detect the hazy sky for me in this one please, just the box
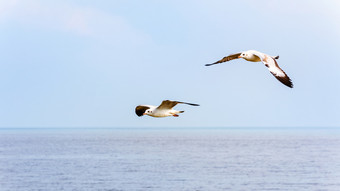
[0,0,339,128]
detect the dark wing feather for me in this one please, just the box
[157,100,200,110]
[205,53,241,66]
[135,105,150,117]
[264,57,293,88]
[177,101,200,106]
[156,100,178,110]
[270,69,293,88]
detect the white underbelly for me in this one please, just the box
[152,110,172,117]
[244,55,261,62]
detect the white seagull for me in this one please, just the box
[135,100,199,118]
[205,50,293,88]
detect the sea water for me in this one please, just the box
[0,128,340,191]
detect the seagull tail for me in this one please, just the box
[274,55,279,59]
[179,111,184,113]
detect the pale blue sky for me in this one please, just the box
[0,0,339,128]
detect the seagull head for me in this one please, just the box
[145,109,153,116]
[135,105,151,117]
[238,52,248,59]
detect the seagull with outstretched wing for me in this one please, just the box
[135,100,199,117]
[206,50,293,88]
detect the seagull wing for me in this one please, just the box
[253,52,293,88]
[157,100,199,110]
[205,53,241,66]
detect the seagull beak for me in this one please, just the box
[238,55,242,58]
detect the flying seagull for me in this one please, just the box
[205,50,293,88]
[135,100,199,117]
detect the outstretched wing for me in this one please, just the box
[268,60,293,88]
[254,53,293,88]
[157,100,199,110]
[205,53,241,66]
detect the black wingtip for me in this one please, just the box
[276,76,293,88]
[285,78,293,88]
[288,82,293,88]
[282,80,293,88]
[178,102,200,106]
[205,63,217,66]
[187,103,200,106]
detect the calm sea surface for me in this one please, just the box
[0,128,340,191]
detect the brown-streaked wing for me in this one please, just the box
[205,53,241,66]
[157,100,199,110]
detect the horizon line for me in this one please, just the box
[0,126,340,130]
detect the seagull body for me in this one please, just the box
[206,50,293,88]
[135,100,199,118]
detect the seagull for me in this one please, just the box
[135,100,199,118]
[205,50,293,88]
